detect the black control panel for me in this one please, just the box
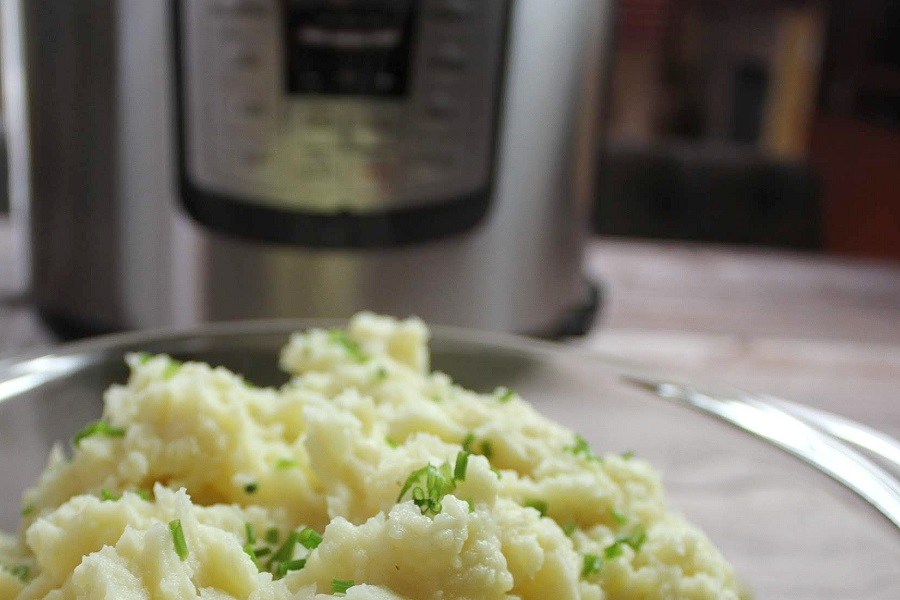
[283,0,418,97]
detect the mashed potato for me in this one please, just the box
[0,313,746,600]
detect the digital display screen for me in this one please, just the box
[282,0,418,97]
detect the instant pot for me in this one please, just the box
[2,0,613,336]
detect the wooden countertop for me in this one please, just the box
[2,220,899,440]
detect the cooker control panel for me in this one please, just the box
[177,0,509,220]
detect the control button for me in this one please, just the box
[209,0,269,17]
[217,144,268,179]
[373,72,397,93]
[227,47,262,71]
[430,0,474,19]
[218,34,268,76]
[223,95,270,124]
[301,126,340,146]
[364,157,400,194]
[408,156,453,186]
[297,71,324,92]
[295,148,333,181]
[425,92,457,117]
[348,124,383,151]
[431,44,467,70]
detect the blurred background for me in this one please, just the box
[1,0,897,259]
[597,0,899,259]
[0,0,897,348]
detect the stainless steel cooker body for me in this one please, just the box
[3,0,612,335]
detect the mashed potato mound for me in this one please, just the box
[0,313,746,600]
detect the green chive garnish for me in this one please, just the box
[162,360,183,379]
[328,329,368,362]
[265,528,280,544]
[275,458,298,470]
[100,488,121,501]
[169,520,189,560]
[565,434,601,462]
[624,525,646,551]
[10,565,30,582]
[453,451,469,482]
[581,553,602,578]
[277,558,307,577]
[524,499,548,517]
[397,462,456,516]
[270,531,299,565]
[331,578,354,594]
[297,527,322,550]
[604,542,623,559]
[494,387,515,402]
[479,440,493,459]
[72,420,126,446]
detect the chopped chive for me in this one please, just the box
[277,558,307,577]
[168,520,189,561]
[243,543,259,568]
[253,547,272,558]
[524,499,548,517]
[479,440,493,459]
[611,508,628,525]
[297,527,322,550]
[385,435,400,448]
[581,553,602,578]
[328,329,368,362]
[331,578,354,594]
[135,488,153,501]
[624,525,647,551]
[100,488,121,501]
[10,565,30,582]
[565,434,601,462]
[603,542,624,559]
[162,360,183,379]
[134,352,153,365]
[20,503,36,517]
[621,450,635,460]
[244,482,258,494]
[72,420,126,446]
[461,431,475,452]
[465,498,475,512]
[275,458,299,470]
[270,531,298,565]
[374,366,388,380]
[453,451,469,482]
[265,528,280,544]
[397,462,457,516]
[494,386,516,402]
[245,522,256,545]
[561,521,578,536]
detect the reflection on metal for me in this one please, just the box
[0,354,96,403]
[622,374,900,531]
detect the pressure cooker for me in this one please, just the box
[2,0,613,336]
